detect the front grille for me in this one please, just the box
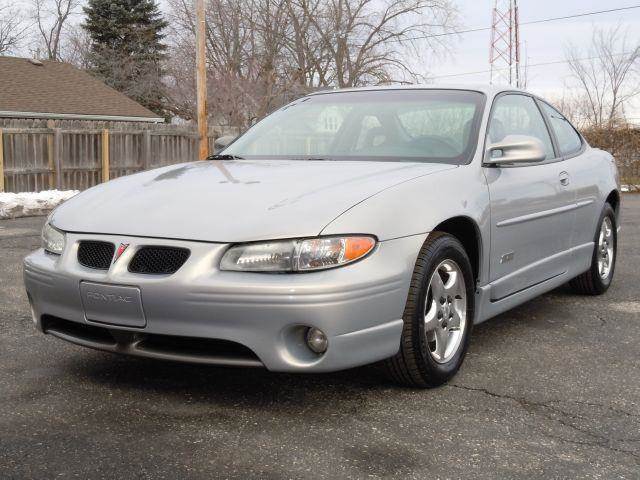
[128,246,190,275]
[77,241,115,269]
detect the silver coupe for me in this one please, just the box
[24,85,620,387]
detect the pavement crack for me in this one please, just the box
[448,383,515,401]
[526,427,640,461]
[448,383,640,462]
[449,384,638,418]
[570,400,639,418]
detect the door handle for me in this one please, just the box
[559,171,570,186]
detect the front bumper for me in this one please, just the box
[24,233,425,372]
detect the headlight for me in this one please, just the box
[220,236,376,272]
[42,222,65,255]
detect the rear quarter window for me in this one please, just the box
[540,102,583,156]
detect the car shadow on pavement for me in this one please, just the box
[64,351,393,409]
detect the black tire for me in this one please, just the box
[569,203,617,295]
[384,232,475,388]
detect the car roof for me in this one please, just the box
[307,84,528,98]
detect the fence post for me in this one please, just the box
[141,129,151,171]
[46,121,55,189]
[53,128,62,190]
[0,128,4,193]
[101,129,110,182]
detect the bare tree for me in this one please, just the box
[166,0,303,126]
[32,0,80,61]
[548,89,590,129]
[59,25,92,68]
[286,0,330,87]
[566,24,640,128]
[164,0,457,127]
[300,0,456,87]
[0,3,28,54]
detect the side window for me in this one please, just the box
[488,94,555,161]
[540,102,583,156]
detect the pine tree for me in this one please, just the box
[83,0,169,117]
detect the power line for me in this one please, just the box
[401,5,640,42]
[522,5,640,26]
[430,51,636,79]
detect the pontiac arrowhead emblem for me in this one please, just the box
[114,243,130,262]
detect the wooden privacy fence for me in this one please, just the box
[0,124,234,193]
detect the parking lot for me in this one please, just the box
[1,195,639,479]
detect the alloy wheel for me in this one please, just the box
[424,259,467,363]
[597,216,615,280]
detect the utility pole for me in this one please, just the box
[195,0,208,160]
[489,0,521,87]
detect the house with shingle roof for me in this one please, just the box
[0,56,163,123]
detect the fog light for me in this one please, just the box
[306,327,328,354]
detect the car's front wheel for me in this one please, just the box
[384,232,474,388]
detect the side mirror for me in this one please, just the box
[485,135,546,166]
[214,135,237,153]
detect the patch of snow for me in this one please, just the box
[0,190,79,219]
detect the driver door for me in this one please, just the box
[484,93,575,301]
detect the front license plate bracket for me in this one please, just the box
[79,281,146,328]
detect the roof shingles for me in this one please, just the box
[0,56,161,121]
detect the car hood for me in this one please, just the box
[51,160,455,242]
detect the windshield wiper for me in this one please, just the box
[207,153,244,160]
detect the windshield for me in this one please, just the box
[224,89,486,164]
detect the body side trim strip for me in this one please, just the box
[496,199,595,227]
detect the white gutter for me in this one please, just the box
[0,110,164,123]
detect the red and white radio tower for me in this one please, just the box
[489,0,521,87]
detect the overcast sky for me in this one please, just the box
[428,0,640,118]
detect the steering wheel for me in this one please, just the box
[409,135,459,156]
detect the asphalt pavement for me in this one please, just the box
[1,196,639,479]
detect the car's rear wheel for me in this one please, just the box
[569,203,617,295]
[384,232,474,388]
